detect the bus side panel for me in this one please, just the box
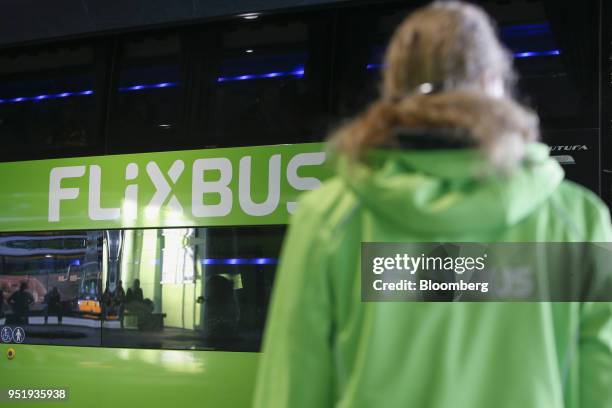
[1,345,259,408]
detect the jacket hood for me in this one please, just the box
[336,143,564,235]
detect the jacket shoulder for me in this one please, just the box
[292,177,358,231]
[548,180,611,241]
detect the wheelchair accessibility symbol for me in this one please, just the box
[12,327,25,343]
[1,326,12,343]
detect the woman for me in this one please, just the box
[254,1,612,408]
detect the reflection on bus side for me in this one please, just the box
[0,226,280,351]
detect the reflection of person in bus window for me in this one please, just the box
[101,287,112,319]
[254,2,612,408]
[44,287,62,325]
[8,282,34,325]
[203,275,240,341]
[114,281,126,329]
[125,279,155,330]
[126,279,144,304]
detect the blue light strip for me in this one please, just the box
[513,49,560,58]
[217,66,305,82]
[118,81,180,92]
[201,257,278,266]
[366,49,561,70]
[0,67,306,104]
[366,63,384,70]
[0,47,560,105]
[0,89,93,104]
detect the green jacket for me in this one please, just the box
[254,143,612,408]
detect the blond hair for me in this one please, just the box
[332,1,539,168]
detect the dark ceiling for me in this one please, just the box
[0,0,351,47]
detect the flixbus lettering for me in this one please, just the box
[0,143,329,232]
[48,150,327,223]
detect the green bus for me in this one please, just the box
[0,0,609,407]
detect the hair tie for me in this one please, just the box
[416,82,443,95]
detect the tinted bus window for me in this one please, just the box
[333,5,413,121]
[488,2,598,130]
[203,18,331,147]
[489,2,599,194]
[0,226,282,351]
[335,1,597,129]
[333,0,599,193]
[107,34,184,154]
[0,45,98,161]
[0,231,103,346]
[99,226,282,352]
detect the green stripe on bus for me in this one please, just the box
[0,143,331,232]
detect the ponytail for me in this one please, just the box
[331,91,539,169]
[332,1,539,169]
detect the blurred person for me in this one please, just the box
[114,280,126,329]
[43,286,62,325]
[133,279,144,302]
[203,275,240,342]
[126,279,144,304]
[101,287,112,320]
[8,281,34,325]
[254,2,612,408]
[126,279,155,331]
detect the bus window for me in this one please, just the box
[201,226,282,349]
[202,17,331,147]
[0,44,98,161]
[333,4,414,121]
[107,34,184,154]
[486,2,598,131]
[0,226,281,351]
[100,226,283,352]
[485,1,599,193]
[0,231,103,346]
[333,0,599,194]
